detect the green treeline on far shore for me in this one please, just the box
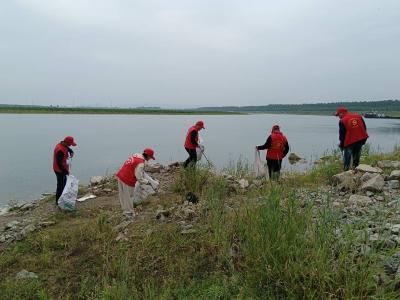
[198,99,400,116]
[1,99,399,115]
[0,104,240,115]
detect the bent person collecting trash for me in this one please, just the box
[183,120,205,168]
[256,125,289,181]
[116,148,159,217]
[335,106,369,171]
[52,136,77,204]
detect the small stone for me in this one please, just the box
[375,195,384,202]
[391,224,400,235]
[252,179,263,187]
[20,224,36,235]
[103,188,112,193]
[14,233,23,241]
[90,176,104,185]
[288,153,302,164]
[156,209,170,219]
[38,221,56,227]
[144,163,162,173]
[5,220,20,230]
[15,270,38,279]
[361,172,375,183]
[181,229,197,234]
[348,195,372,207]
[114,220,132,231]
[378,160,400,169]
[183,208,196,220]
[389,170,400,180]
[356,164,383,174]
[19,202,37,211]
[115,233,128,242]
[373,274,385,285]
[387,199,400,207]
[237,179,249,189]
[366,191,374,197]
[0,235,6,243]
[332,170,357,191]
[361,174,385,192]
[384,252,400,275]
[168,161,180,168]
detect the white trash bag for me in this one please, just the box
[145,173,160,189]
[253,150,267,178]
[133,173,159,205]
[196,136,205,161]
[58,175,79,211]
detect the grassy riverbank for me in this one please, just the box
[0,105,241,115]
[1,150,400,298]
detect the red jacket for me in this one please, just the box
[341,113,369,147]
[116,155,145,187]
[184,126,199,149]
[53,143,70,173]
[267,132,288,160]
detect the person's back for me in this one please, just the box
[336,107,368,170]
[256,125,289,181]
[340,112,369,147]
[267,131,288,160]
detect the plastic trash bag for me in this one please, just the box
[253,150,267,178]
[132,184,156,205]
[145,173,160,189]
[133,173,159,205]
[58,175,79,211]
[196,136,204,161]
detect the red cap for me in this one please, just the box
[271,124,280,132]
[196,121,205,129]
[143,148,155,160]
[335,106,348,116]
[63,136,77,146]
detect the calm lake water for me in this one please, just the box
[0,113,399,206]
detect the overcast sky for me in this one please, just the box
[0,1,399,107]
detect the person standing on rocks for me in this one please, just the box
[116,148,155,217]
[53,136,77,204]
[256,125,289,181]
[335,106,369,171]
[183,121,205,168]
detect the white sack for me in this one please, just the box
[133,173,159,205]
[58,175,79,211]
[253,150,267,178]
[145,173,160,189]
[196,136,204,161]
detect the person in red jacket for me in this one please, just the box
[335,106,369,170]
[256,125,289,181]
[183,121,205,168]
[53,136,77,204]
[116,148,155,216]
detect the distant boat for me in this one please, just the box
[363,111,400,119]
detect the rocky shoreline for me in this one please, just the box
[2,158,400,287]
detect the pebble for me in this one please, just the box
[15,270,38,280]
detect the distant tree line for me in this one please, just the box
[197,100,400,114]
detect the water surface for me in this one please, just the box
[0,114,399,206]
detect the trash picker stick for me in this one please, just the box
[201,150,213,166]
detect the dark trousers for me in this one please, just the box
[267,159,282,181]
[183,148,197,168]
[55,172,67,203]
[343,142,363,171]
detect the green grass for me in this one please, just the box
[1,151,400,298]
